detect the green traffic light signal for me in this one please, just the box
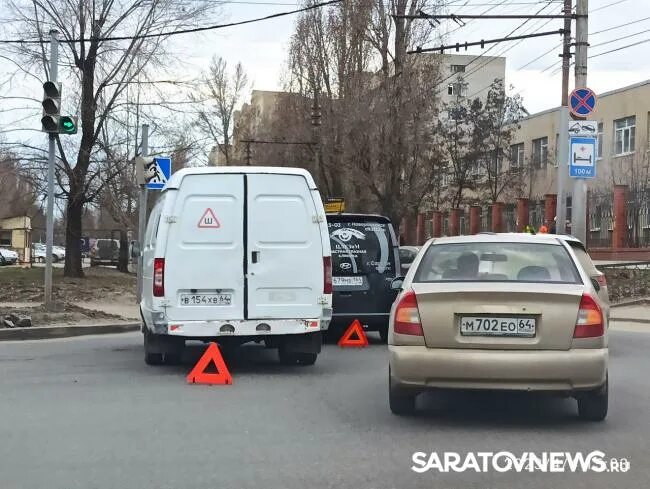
[59,115,78,135]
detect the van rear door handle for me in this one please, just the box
[252,251,260,263]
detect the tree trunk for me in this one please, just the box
[63,195,84,278]
[117,229,129,273]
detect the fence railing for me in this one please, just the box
[596,261,650,303]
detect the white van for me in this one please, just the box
[140,167,332,366]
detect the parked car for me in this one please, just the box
[90,239,120,267]
[0,248,19,265]
[326,213,400,342]
[140,166,332,366]
[388,233,609,421]
[32,243,63,263]
[399,246,421,275]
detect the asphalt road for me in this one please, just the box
[1,330,649,489]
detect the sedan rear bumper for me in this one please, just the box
[389,345,608,393]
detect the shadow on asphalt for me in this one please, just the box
[408,389,583,427]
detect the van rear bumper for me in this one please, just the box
[160,318,325,338]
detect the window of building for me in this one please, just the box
[510,143,525,170]
[597,122,603,159]
[554,133,559,167]
[447,82,467,97]
[614,116,635,155]
[532,137,548,168]
[0,231,11,247]
[451,64,466,73]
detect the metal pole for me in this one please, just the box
[136,124,149,303]
[572,0,589,244]
[555,0,573,234]
[44,30,58,311]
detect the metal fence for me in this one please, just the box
[596,262,650,303]
[627,190,650,248]
[504,203,516,232]
[528,198,545,230]
[588,193,613,248]
[480,205,491,232]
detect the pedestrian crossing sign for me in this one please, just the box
[145,157,171,190]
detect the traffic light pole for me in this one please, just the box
[136,124,149,303]
[44,30,58,311]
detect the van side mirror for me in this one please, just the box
[591,278,601,292]
[391,277,405,290]
[131,241,141,258]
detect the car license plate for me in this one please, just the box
[180,293,232,306]
[333,276,363,286]
[460,316,536,337]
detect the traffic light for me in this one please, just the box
[41,81,61,133]
[59,115,78,135]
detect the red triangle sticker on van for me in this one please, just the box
[198,208,221,228]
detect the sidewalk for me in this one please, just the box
[610,304,650,324]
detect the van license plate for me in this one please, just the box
[333,276,363,286]
[180,294,232,306]
[460,317,536,337]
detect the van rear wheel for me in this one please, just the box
[143,330,163,365]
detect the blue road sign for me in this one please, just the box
[569,87,597,118]
[569,137,596,179]
[145,157,171,190]
[80,236,90,254]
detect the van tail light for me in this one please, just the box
[573,293,604,338]
[393,289,423,336]
[153,258,165,297]
[323,256,332,294]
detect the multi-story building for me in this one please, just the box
[437,53,506,106]
[511,79,650,196]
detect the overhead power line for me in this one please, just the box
[591,16,650,35]
[408,29,564,55]
[395,13,572,20]
[589,37,650,58]
[590,0,630,13]
[590,27,650,48]
[0,0,341,44]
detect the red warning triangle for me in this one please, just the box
[186,342,232,385]
[337,319,369,348]
[198,208,221,228]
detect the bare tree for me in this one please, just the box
[193,56,248,166]
[4,0,221,277]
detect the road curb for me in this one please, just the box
[611,298,650,308]
[0,322,141,341]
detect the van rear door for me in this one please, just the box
[164,173,245,321]
[247,173,324,319]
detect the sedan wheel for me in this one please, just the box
[389,368,416,416]
[577,377,608,422]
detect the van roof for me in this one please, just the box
[165,166,317,190]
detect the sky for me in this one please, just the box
[1,0,650,139]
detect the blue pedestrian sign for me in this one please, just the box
[145,157,171,190]
[569,137,596,179]
[569,87,597,118]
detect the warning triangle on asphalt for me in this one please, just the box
[198,208,221,228]
[337,319,369,348]
[186,342,232,385]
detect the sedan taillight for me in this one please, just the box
[573,293,604,338]
[393,289,423,336]
[153,258,165,297]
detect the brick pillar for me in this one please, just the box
[613,185,628,249]
[491,202,505,233]
[516,198,529,232]
[544,193,557,229]
[469,205,481,235]
[449,208,461,236]
[432,211,442,238]
[416,213,425,245]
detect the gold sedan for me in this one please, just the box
[388,234,608,421]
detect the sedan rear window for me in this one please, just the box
[414,242,582,284]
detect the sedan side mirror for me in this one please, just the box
[591,278,601,292]
[130,241,141,258]
[391,277,405,290]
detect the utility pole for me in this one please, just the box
[136,124,149,303]
[44,30,58,311]
[572,0,589,243]
[555,0,573,235]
